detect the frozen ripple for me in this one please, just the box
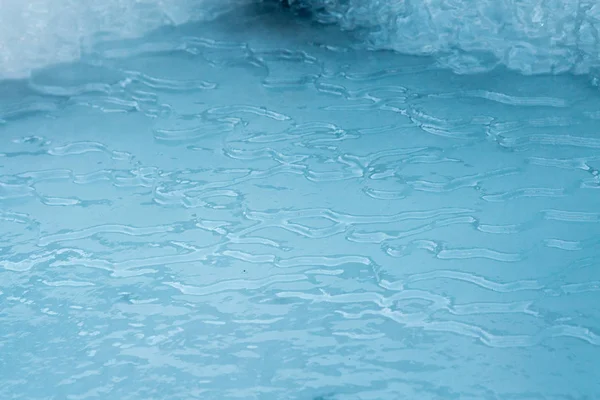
[1,4,600,400]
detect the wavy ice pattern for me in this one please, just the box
[2,0,600,79]
[1,3,600,398]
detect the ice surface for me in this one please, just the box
[1,0,600,80]
[0,0,250,80]
[297,0,600,75]
[1,3,600,398]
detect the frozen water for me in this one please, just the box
[2,0,600,79]
[1,2,600,399]
[299,0,600,75]
[0,0,250,80]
